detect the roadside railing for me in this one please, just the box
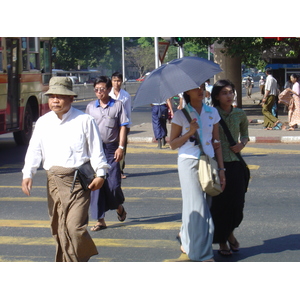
[73,82,141,101]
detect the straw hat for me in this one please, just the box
[45,77,77,96]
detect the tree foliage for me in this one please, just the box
[187,37,300,69]
[51,37,300,77]
[125,45,155,78]
[52,37,122,72]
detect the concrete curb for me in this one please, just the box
[128,135,300,144]
[128,136,153,143]
[249,136,300,143]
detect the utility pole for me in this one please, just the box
[122,37,125,80]
[154,37,160,68]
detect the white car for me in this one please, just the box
[67,76,79,84]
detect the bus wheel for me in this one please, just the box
[13,104,34,145]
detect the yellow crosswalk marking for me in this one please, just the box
[125,164,177,168]
[0,186,182,190]
[0,219,181,230]
[0,236,177,249]
[0,197,182,202]
[0,197,47,202]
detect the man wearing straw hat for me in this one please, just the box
[21,77,110,262]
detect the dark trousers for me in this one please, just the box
[210,161,246,244]
[151,104,168,140]
[90,142,125,220]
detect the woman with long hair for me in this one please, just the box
[210,79,249,256]
[169,83,225,261]
[284,73,300,131]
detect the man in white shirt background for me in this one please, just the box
[109,72,131,178]
[21,77,109,262]
[261,68,282,130]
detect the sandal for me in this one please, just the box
[272,121,282,130]
[228,239,240,252]
[90,224,107,231]
[176,234,186,254]
[117,206,127,222]
[218,249,232,256]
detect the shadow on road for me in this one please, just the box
[215,234,300,262]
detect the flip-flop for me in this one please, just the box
[117,206,127,222]
[90,224,107,231]
[272,122,282,130]
[176,234,186,254]
[218,249,232,256]
[228,239,240,252]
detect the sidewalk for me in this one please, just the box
[128,92,300,144]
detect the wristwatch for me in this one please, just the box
[99,175,106,180]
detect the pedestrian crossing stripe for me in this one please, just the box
[0,186,182,190]
[0,236,178,248]
[0,197,182,202]
[0,220,181,230]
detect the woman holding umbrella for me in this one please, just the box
[169,83,226,262]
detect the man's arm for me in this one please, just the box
[114,125,126,162]
[22,178,32,196]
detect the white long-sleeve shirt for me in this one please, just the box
[22,106,110,179]
[109,88,131,128]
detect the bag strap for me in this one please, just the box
[182,107,204,154]
[219,117,247,167]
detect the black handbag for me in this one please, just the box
[70,161,95,193]
[219,117,250,192]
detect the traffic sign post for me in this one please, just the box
[158,41,169,63]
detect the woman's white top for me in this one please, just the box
[172,103,220,159]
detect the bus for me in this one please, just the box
[0,37,52,145]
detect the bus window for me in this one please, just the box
[0,52,2,71]
[29,37,39,70]
[21,37,28,70]
[0,38,2,71]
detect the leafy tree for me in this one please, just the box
[125,45,155,78]
[187,37,300,70]
[52,37,122,72]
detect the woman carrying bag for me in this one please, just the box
[169,83,225,262]
[283,74,300,131]
[210,79,249,257]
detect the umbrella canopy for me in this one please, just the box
[133,56,222,108]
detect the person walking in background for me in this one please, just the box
[261,68,282,130]
[244,76,252,99]
[284,73,300,131]
[169,83,225,262]
[205,79,213,106]
[210,79,249,257]
[109,72,131,179]
[176,93,185,110]
[151,98,173,148]
[86,76,129,231]
[21,77,109,262]
[259,76,265,98]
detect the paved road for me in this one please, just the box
[1,138,300,262]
